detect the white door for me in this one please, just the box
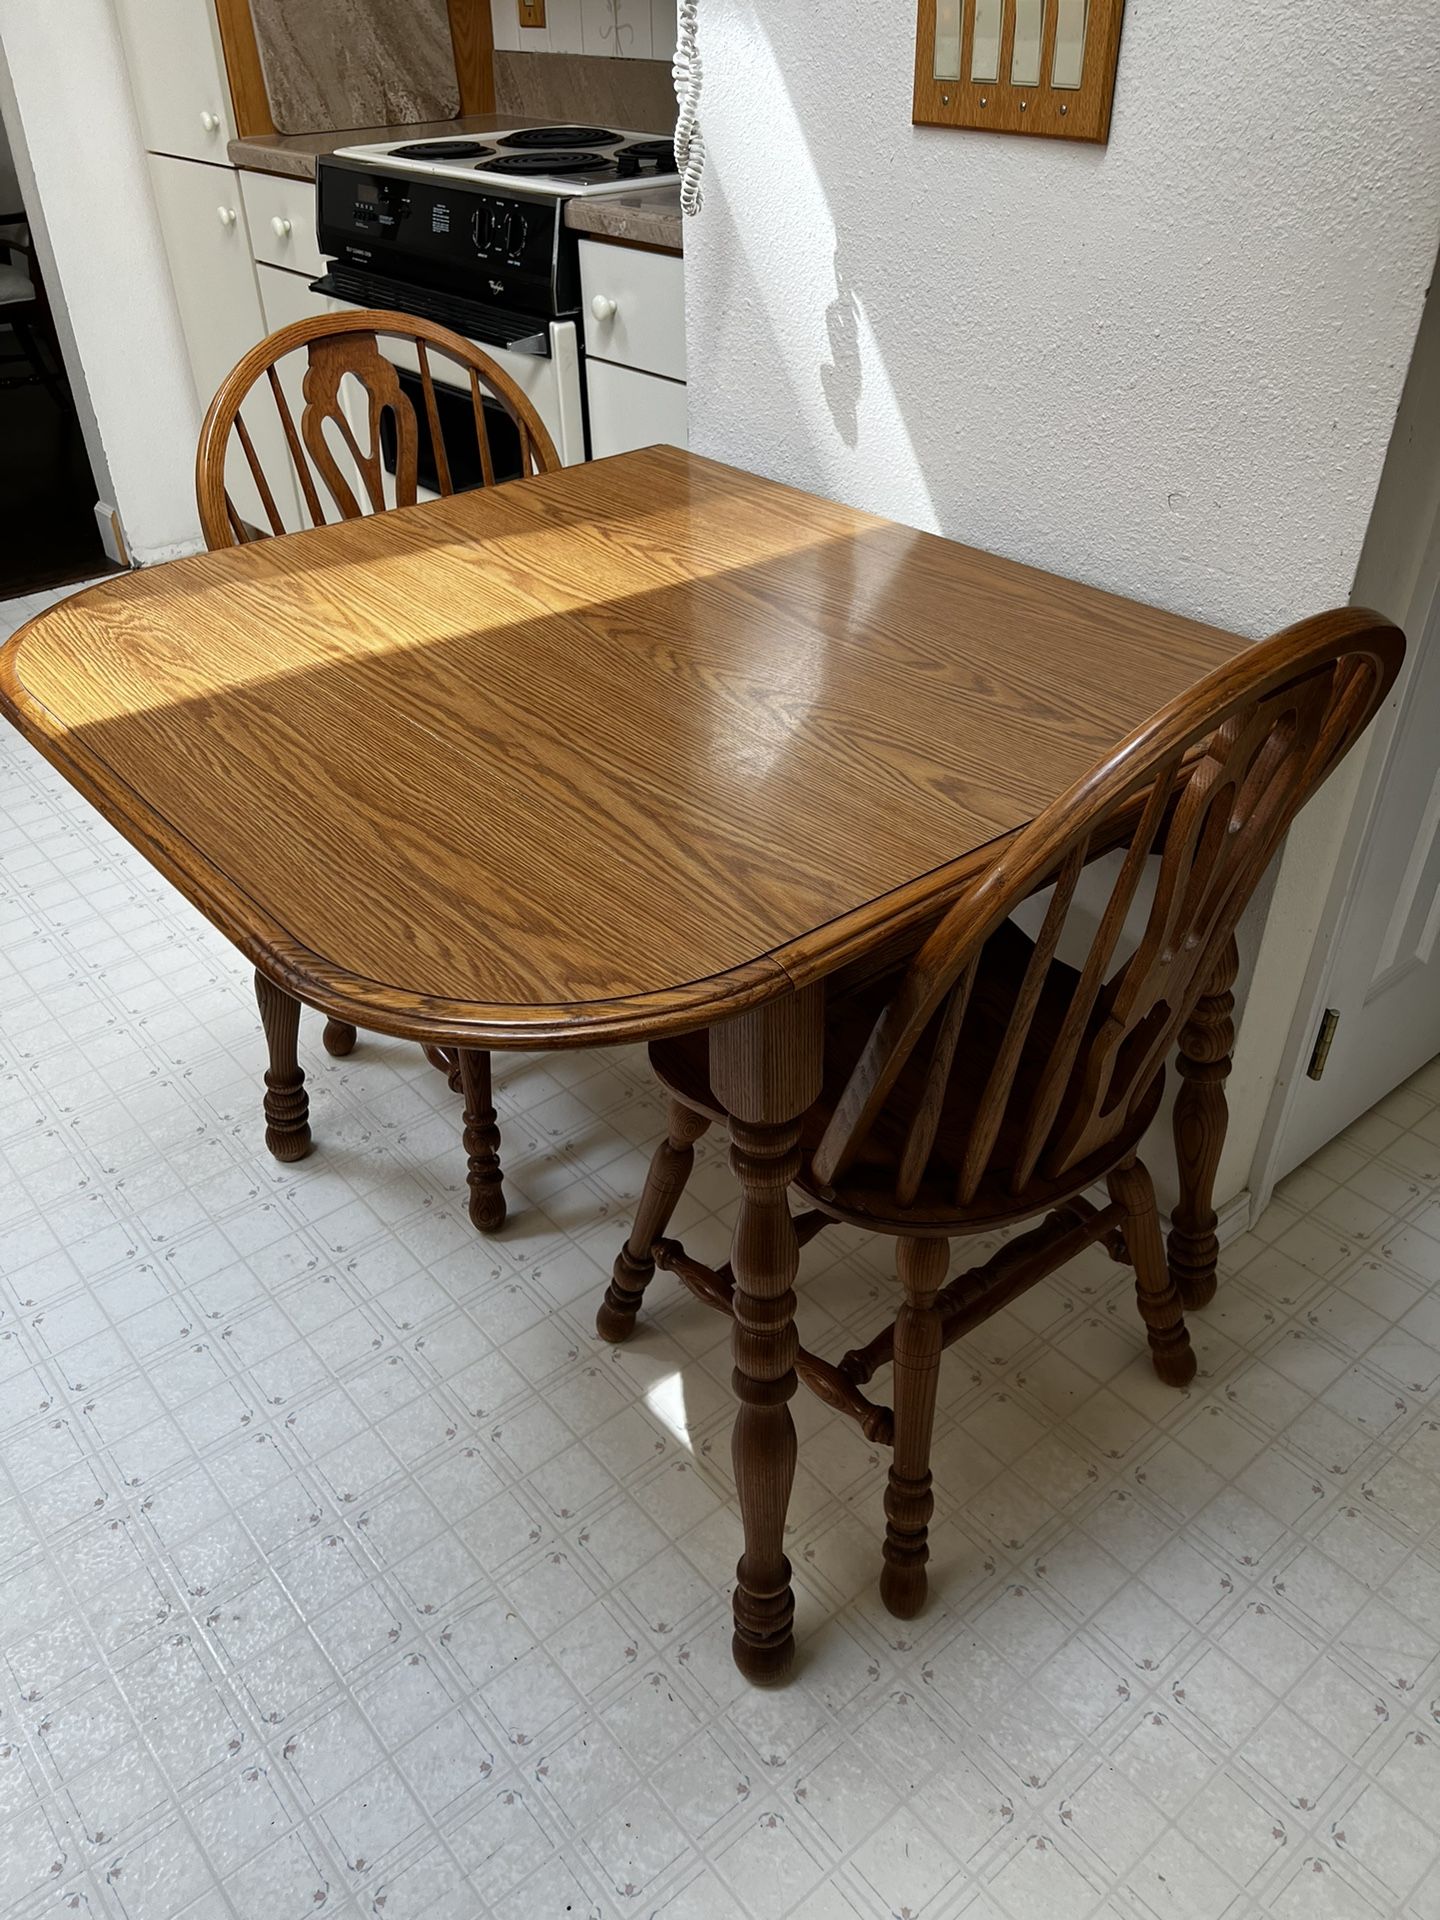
[113,0,235,164]
[147,155,298,533]
[1272,508,1440,1174]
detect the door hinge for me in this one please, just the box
[1307,1008,1341,1081]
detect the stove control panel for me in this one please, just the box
[473,203,533,265]
[316,158,576,318]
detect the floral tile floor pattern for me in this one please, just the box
[2,585,1439,1920]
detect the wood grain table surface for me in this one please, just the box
[0,447,1246,1050]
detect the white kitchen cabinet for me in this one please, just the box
[579,238,687,383]
[114,0,236,165]
[579,234,687,459]
[146,154,297,531]
[586,358,688,460]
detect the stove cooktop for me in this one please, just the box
[333,126,679,198]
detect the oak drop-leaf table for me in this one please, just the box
[0,447,1246,1683]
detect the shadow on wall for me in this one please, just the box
[822,246,863,449]
[688,6,1439,645]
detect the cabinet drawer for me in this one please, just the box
[586,360,688,461]
[241,171,323,279]
[579,239,686,383]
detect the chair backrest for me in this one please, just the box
[195,308,562,551]
[813,609,1406,1208]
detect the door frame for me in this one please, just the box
[1250,494,1440,1209]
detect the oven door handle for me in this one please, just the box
[479,326,550,357]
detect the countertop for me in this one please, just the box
[228,122,684,252]
[564,188,683,253]
[229,114,535,181]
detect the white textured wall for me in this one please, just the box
[0,0,202,565]
[686,3,1440,638]
[491,0,677,62]
[0,108,17,212]
[685,1,1440,1208]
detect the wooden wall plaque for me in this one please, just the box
[913,0,1126,145]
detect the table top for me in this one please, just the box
[0,448,1245,1048]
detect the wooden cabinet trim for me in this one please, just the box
[213,0,276,139]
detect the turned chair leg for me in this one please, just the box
[597,1101,712,1344]
[1169,934,1239,1311]
[880,1237,947,1619]
[1109,1155,1196,1387]
[456,1048,506,1232]
[322,1019,358,1058]
[254,970,312,1163]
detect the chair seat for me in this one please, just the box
[0,261,35,308]
[650,918,1163,1234]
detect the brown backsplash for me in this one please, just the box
[494,51,677,134]
[248,0,460,133]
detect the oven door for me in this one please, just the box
[311,273,587,473]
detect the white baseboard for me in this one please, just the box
[93,501,128,567]
[131,536,207,566]
[1156,1187,1253,1248]
[1214,1188,1254,1248]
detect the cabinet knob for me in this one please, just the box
[590,294,618,322]
[271,216,293,239]
[217,205,238,228]
[200,109,220,133]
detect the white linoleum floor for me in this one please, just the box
[3,583,1440,1920]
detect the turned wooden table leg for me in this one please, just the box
[322,1018,358,1057]
[597,1100,711,1344]
[1168,934,1239,1311]
[456,1047,506,1232]
[254,970,312,1162]
[710,986,823,1687]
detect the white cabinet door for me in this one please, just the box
[147,154,297,533]
[579,239,687,382]
[586,359,688,460]
[115,0,235,164]
[147,154,265,407]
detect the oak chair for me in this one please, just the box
[599,611,1404,1625]
[197,309,562,1231]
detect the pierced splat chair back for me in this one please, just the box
[812,611,1405,1217]
[195,308,561,549]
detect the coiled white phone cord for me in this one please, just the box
[673,0,705,216]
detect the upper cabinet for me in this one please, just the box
[114,0,236,163]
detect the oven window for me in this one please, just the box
[380,365,525,494]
